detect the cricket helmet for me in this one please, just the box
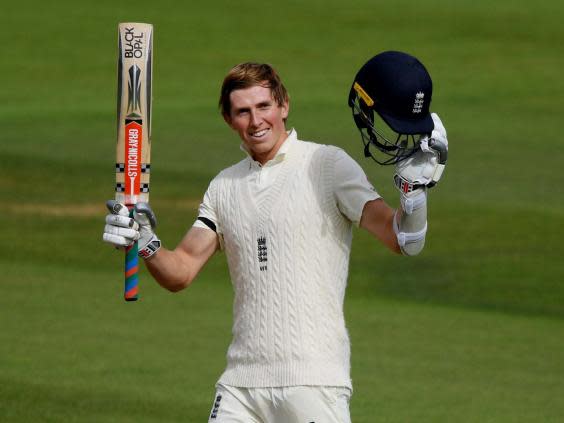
[348,51,433,165]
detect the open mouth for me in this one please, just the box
[249,128,270,139]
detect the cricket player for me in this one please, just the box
[103,51,448,422]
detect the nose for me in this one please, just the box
[250,110,262,127]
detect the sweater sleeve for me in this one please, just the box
[333,148,381,226]
[193,176,225,249]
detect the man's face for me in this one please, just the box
[225,84,289,164]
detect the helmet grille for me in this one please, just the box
[350,93,420,165]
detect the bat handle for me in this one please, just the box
[124,205,139,301]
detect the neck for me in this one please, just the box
[253,131,289,165]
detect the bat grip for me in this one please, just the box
[124,205,139,301]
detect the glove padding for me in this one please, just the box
[394,113,448,193]
[103,201,161,259]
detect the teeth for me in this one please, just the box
[251,129,268,137]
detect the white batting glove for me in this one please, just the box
[103,201,161,259]
[394,113,448,194]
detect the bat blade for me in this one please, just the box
[116,22,153,301]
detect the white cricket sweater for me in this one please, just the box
[201,132,379,389]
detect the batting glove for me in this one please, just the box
[103,200,161,259]
[394,113,448,195]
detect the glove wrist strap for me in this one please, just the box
[138,234,161,259]
[393,174,425,194]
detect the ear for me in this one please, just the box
[281,100,289,120]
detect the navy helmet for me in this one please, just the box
[348,51,433,165]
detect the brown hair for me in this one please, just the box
[219,62,289,118]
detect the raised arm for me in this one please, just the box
[103,202,220,293]
[145,226,219,292]
[359,113,448,256]
[359,198,401,254]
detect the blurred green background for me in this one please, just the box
[1,0,563,421]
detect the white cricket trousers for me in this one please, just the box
[208,384,351,423]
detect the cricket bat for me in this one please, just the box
[115,22,153,301]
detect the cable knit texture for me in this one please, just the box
[212,139,353,389]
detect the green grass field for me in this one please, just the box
[1,0,563,421]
